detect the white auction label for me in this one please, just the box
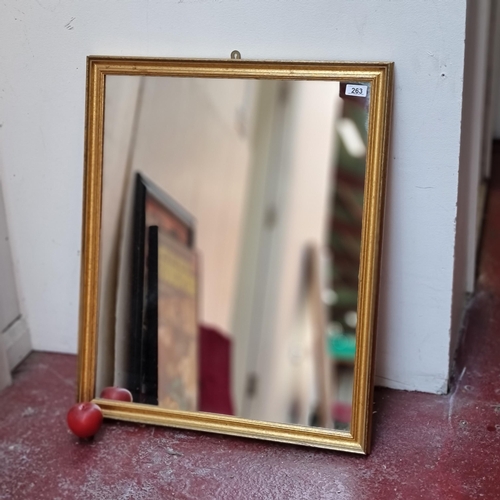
[345,84,367,97]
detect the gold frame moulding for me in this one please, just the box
[77,56,393,455]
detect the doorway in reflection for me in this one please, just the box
[97,75,369,431]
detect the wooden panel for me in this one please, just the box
[0,184,20,334]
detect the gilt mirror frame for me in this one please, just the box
[77,56,393,454]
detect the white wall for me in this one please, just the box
[0,0,467,394]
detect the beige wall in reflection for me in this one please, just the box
[130,76,256,333]
[98,76,257,392]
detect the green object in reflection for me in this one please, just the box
[328,334,356,361]
[334,288,358,308]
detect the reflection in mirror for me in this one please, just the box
[97,75,369,432]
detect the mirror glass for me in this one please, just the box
[96,74,370,432]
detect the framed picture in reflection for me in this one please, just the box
[156,230,198,411]
[127,172,197,406]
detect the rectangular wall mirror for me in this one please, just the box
[77,57,393,454]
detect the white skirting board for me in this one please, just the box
[2,315,31,371]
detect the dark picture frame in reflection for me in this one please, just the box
[127,173,197,407]
[77,57,393,454]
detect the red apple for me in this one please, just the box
[67,402,103,439]
[99,386,133,402]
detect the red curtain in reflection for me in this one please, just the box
[199,325,234,416]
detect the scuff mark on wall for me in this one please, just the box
[64,17,76,31]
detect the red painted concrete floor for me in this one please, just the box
[2,150,500,499]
